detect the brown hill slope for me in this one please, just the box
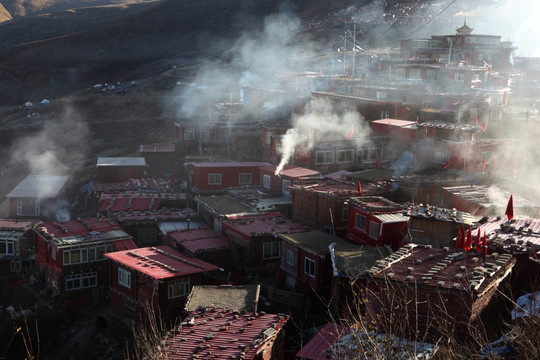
[0,3,11,22]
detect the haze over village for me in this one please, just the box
[1,0,540,359]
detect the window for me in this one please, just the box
[341,206,349,222]
[409,69,421,79]
[199,130,210,140]
[481,151,492,164]
[282,179,291,194]
[263,242,280,259]
[263,174,271,189]
[422,101,432,108]
[168,278,190,298]
[208,173,222,185]
[369,221,379,239]
[0,240,14,256]
[315,150,334,164]
[357,146,382,163]
[16,198,39,216]
[337,149,354,163]
[65,272,97,291]
[455,73,465,82]
[434,151,449,164]
[184,129,194,140]
[88,244,114,261]
[63,248,88,265]
[10,261,22,272]
[118,267,131,289]
[355,214,367,231]
[304,258,316,278]
[239,173,252,185]
[286,250,294,265]
[427,69,435,80]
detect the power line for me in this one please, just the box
[402,0,460,40]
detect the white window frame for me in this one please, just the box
[315,150,334,164]
[263,174,271,189]
[238,173,252,185]
[118,267,131,289]
[88,244,114,262]
[263,241,280,259]
[168,277,190,298]
[0,240,15,256]
[63,248,88,265]
[208,173,222,185]
[357,146,382,163]
[426,69,435,80]
[336,149,354,163]
[16,198,22,216]
[369,221,379,239]
[282,179,291,194]
[355,214,367,231]
[455,73,465,82]
[286,250,294,266]
[16,198,39,216]
[199,130,210,141]
[184,129,194,140]
[481,151,492,164]
[434,151,449,164]
[304,257,316,278]
[66,272,97,291]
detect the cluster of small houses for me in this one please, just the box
[2,21,540,359]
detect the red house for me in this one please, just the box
[259,164,322,196]
[34,218,137,306]
[138,140,176,177]
[96,157,146,183]
[166,307,289,360]
[365,244,516,341]
[278,231,350,297]
[371,118,417,147]
[346,196,408,250]
[0,219,40,274]
[105,246,220,323]
[188,161,270,191]
[222,212,310,276]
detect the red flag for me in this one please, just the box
[482,157,486,174]
[376,153,380,168]
[475,115,478,125]
[345,67,349,76]
[476,228,482,252]
[466,226,472,251]
[424,126,428,135]
[357,181,362,196]
[505,195,514,220]
[444,155,450,169]
[482,232,487,254]
[349,125,354,139]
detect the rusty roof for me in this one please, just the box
[115,208,198,222]
[478,216,540,254]
[365,244,515,294]
[223,212,310,238]
[104,246,220,280]
[296,323,350,360]
[184,285,260,312]
[259,164,321,178]
[92,178,173,193]
[166,307,288,360]
[169,229,230,253]
[330,242,391,278]
[349,196,403,214]
[443,185,540,209]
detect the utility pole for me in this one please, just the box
[339,33,347,76]
[344,25,363,80]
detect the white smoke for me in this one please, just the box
[274,97,372,175]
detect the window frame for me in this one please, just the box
[168,277,190,298]
[315,150,334,164]
[355,214,367,231]
[184,129,194,140]
[208,173,222,185]
[199,130,210,141]
[65,272,97,291]
[0,240,15,256]
[434,151,449,164]
[238,172,253,185]
[118,267,131,289]
[336,149,354,163]
[304,257,316,278]
[286,249,294,266]
[369,221,379,239]
[263,241,280,259]
[63,248,88,265]
[282,179,291,194]
[263,174,271,189]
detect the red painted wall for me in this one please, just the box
[193,165,264,190]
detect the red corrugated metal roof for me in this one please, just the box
[166,308,289,360]
[223,212,310,237]
[113,238,138,251]
[92,178,172,193]
[39,218,121,238]
[0,220,37,230]
[181,237,230,253]
[169,229,223,242]
[296,323,349,360]
[104,246,219,279]
[371,118,417,127]
[259,164,321,178]
[138,141,175,153]
[116,209,197,222]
